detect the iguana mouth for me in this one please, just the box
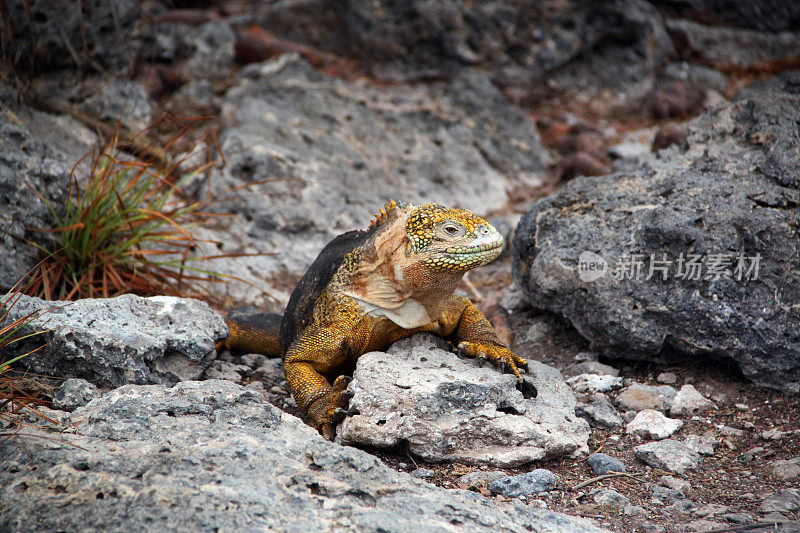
[443,242,503,255]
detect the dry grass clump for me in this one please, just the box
[27,130,228,301]
[0,271,56,440]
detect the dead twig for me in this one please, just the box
[569,472,645,491]
[0,431,90,451]
[406,452,419,470]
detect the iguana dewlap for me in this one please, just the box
[222,201,528,439]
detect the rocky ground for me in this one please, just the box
[212,259,800,533]
[2,1,800,532]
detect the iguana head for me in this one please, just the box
[404,203,504,271]
[368,200,503,272]
[345,200,503,326]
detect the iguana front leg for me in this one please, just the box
[284,327,354,440]
[440,296,529,382]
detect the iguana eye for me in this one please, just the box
[436,222,465,239]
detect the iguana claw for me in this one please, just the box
[314,375,354,441]
[457,340,527,382]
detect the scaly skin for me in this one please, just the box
[223,201,528,439]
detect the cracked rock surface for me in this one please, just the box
[0,380,609,533]
[338,333,590,466]
[1,294,226,387]
[513,73,800,392]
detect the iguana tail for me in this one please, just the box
[217,306,283,357]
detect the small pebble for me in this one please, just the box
[489,470,558,498]
[411,468,435,479]
[626,409,683,439]
[616,383,677,412]
[683,434,717,456]
[569,361,620,377]
[664,499,695,514]
[575,351,600,362]
[717,425,744,437]
[624,505,646,516]
[682,519,726,532]
[526,322,551,343]
[693,503,729,517]
[650,484,685,504]
[656,372,677,385]
[566,374,622,393]
[660,475,692,495]
[722,513,753,525]
[772,456,800,480]
[575,394,624,429]
[458,470,507,488]
[593,489,630,508]
[240,353,268,369]
[669,385,715,416]
[635,440,701,474]
[761,428,787,440]
[760,488,800,512]
[587,453,626,475]
[52,378,99,412]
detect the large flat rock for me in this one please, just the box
[0,380,609,533]
[1,294,226,388]
[513,72,800,392]
[338,334,590,466]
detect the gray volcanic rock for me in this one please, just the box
[760,489,800,513]
[52,379,100,412]
[615,384,677,412]
[576,394,624,429]
[626,409,683,440]
[197,54,549,308]
[664,19,800,67]
[669,384,715,416]
[0,380,610,533]
[650,0,800,32]
[513,72,800,392]
[1,294,226,388]
[587,453,626,475]
[593,489,630,509]
[338,334,590,466]
[256,0,672,105]
[490,470,559,497]
[635,439,701,474]
[81,79,153,132]
[6,0,142,71]
[0,97,95,292]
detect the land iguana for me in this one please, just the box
[221,200,528,439]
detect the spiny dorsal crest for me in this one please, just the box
[368,199,408,229]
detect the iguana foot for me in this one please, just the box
[458,341,528,382]
[307,375,354,441]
